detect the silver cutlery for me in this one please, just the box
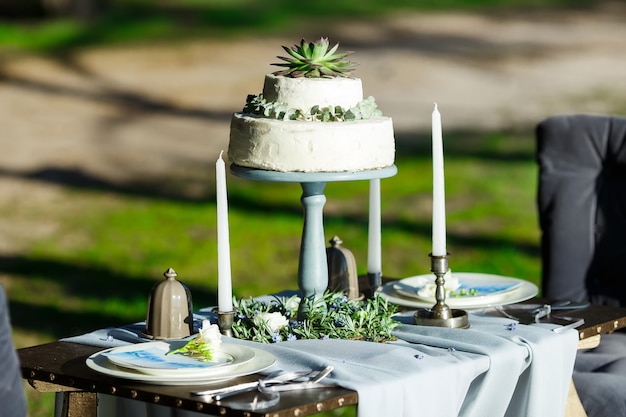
[190,370,303,397]
[493,305,584,331]
[495,304,552,323]
[549,316,585,333]
[500,300,590,313]
[259,365,334,392]
[532,300,590,310]
[190,366,333,399]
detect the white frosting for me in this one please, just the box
[228,114,395,172]
[228,73,395,173]
[262,74,363,110]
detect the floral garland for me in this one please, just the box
[231,292,399,344]
[242,94,383,122]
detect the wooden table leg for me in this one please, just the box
[61,392,97,417]
[564,336,600,417]
[28,380,97,417]
[564,378,587,417]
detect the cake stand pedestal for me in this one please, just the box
[231,164,397,317]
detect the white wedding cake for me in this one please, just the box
[227,39,395,173]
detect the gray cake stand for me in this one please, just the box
[230,163,398,315]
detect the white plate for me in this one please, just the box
[392,273,524,307]
[87,345,275,385]
[377,273,538,310]
[103,341,254,376]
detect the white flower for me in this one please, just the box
[284,296,301,314]
[254,312,288,332]
[197,320,222,349]
[166,320,222,361]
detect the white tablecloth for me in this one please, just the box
[61,310,578,417]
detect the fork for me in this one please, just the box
[259,365,334,392]
[213,366,334,400]
[190,367,330,398]
[494,304,551,323]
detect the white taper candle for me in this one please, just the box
[431,103,447,256]
[367,179,382,275]
[216,151,233,312]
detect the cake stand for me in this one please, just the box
[230,164,397,316]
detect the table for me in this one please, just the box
[18,302,626,417]
[561,303,626,343]
[19,340,357,417]
[512,298,626,349]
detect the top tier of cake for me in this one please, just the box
[262,73,363,110]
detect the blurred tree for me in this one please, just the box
[0,0,106,21]
[43,0,107,21]
[0,0,46,17]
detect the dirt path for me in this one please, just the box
[0,4,625,251]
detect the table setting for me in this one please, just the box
[58,292,580,417]
[35,104,582,417]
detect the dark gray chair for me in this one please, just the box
[0,284,27,417]
[537,113,626,417]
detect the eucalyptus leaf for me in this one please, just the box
[241,94,382,122]
[231,292,399,344]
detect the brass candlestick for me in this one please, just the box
[414,254,469,328]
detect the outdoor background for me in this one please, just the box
[1,0,625,415]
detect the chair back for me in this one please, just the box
[0,284,27,417]
[537,114,626,306]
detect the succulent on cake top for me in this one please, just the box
[272,37,356,79]
[241,37,383,122]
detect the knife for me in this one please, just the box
[507,300,590,312]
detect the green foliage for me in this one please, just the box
[232,293,399,344]
[243,95,382,121]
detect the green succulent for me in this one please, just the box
[272,37,356,78]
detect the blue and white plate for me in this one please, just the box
[379,272,538,309]
[101,341,254,377]
[87,343,274,385]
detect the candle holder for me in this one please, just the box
[217,311,234,337]
[414,254,469,328]
[367,272,382,295]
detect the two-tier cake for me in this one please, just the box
[227,38,396,173]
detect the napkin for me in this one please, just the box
[60,313,212,347]
[467,315,578,417]
[392,313,579,417]
[226,336,490,417]
[60,323,150,347]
